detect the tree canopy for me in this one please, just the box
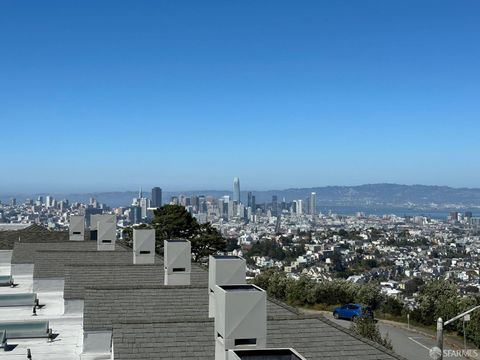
[152,205,199,241]
[151,205,226,262]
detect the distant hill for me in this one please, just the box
[2,184,480,209]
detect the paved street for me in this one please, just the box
[321,312,474,360]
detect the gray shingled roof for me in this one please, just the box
[2,231,405,359]
[12,241,101,264]
[33,250,134,279]
[0,229,68,250]
[112,316,404,360]
[83,285,296,331]
[64,263,208,300]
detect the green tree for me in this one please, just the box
[412,280,458,326]
[350,316,393,350]
[286,275,316,305]
[226,238,240,252]
[151,205,226,262]
[380,296,404,317]
[151,205,199,244]
[403,277,424,296]
[460,296,480,348]
[190,223,226,262]
[356,283,384,310]
[252,269,290,301]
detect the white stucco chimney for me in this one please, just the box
[97,216,116,251]
[89,214,102,231]
[133,229,155,264]
[164,239,191,285]
[69,215,85,241]
[209,255,246,318]
[215,284,266,360]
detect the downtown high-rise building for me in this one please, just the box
[297,199,303,215]
[309,192,317,215]
[151,187,162,208]
[272,195,278,216]
[233,177,240,203]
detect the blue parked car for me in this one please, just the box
[333,304,373,321]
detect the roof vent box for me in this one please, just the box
[133,229,155,264]
[209,255,246,318]
[164,239,191,285]
[69,215,85,241]
[90,214,115,231]
[228,349,307,360]
[215,284,266,360]
[97,217,116,251]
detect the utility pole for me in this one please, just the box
[463,313,471,351]
[435,318,443,359]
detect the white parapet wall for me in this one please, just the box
[133,229,155,264]
[215,284,267,360]
[64,299,84,315]
[32,278,65,293]
[208,255,246,318]
[0,250,12,266]
[83,330,113,354]
[69,215,85,241]
[11,264,34,277]
[164,239,191,285]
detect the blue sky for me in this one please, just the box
[1,0,479,193]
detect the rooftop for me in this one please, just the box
[33,250,131,279]
[0,226,68,250]
[0,229,404,360]
[12,241,103,264]
[63,262,210,300]
[83,285,295,331]
[112,316,402,360]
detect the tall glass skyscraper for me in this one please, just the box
[233,177,240,203]
[151,187,162,208]
[309,192,317,215]
[272,195,278,216]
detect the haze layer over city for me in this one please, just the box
[1,1,480,360]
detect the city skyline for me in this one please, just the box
[2,2,480,359]
[1,1,480,192]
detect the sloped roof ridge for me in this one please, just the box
[19,224,50,232]
[85,284,206,291]
[117,317,213,325]
[65,263,158,268]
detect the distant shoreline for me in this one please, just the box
[316,206,479,220]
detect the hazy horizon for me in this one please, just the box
[2,182,480,198]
